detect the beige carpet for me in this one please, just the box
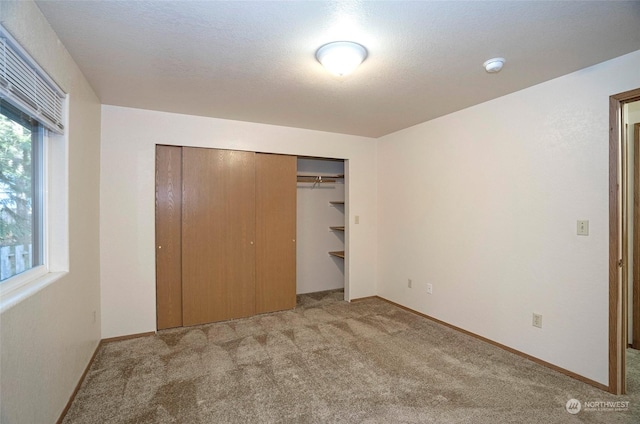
[63,290,639,423]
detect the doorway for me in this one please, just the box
[609,88,640,395]
[627,102,640,399]
[634,119,640,351]
[296,157,347,297]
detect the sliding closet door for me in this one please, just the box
[182,148,256,326]
[255,153,297,313]
[155,145,183,330]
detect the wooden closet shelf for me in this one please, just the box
[330,226,345,231]
[328,251,345,259]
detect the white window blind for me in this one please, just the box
[0,24,65,134]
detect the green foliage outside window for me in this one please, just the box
[0,112,33,247]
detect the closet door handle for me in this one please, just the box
[250,241,254,245]
[292,239,295,243]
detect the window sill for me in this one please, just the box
[0,271,67,313]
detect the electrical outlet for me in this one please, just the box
[427,283,433,294]
[408,279,412,288]
[532,313,542,328]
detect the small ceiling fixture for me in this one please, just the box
[483,57,505,73]
[316,41,368,77]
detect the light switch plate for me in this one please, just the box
[577,220,589,236]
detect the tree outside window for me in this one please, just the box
[0,109,39,281]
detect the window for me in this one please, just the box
[0,24,66,310]
[0,102,44,281]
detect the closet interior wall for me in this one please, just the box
[296,158,345,294]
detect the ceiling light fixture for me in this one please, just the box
[316,41,368,77]
[483,57,505,73]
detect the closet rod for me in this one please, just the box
[296,174,344,182]
[297,177,336,183]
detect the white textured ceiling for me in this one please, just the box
[35,1,640,137]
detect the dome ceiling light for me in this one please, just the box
[483,57,505,73]
[316,41,368,77]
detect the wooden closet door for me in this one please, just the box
[182,148,256,326]
[255,153,297,314]
[156,145,183,330]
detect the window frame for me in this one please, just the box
[0,25,68,313]
[0,108,49,305]
[0,106,69,314]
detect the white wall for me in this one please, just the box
[100,106,377,338]
[377,49,640,386]
[297,158,345,294]
[0,1,102,423]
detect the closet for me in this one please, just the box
[296,158,345,294]
[155,146,296,330]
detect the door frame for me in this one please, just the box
[634,123,640,350]
[609,88,640,394]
